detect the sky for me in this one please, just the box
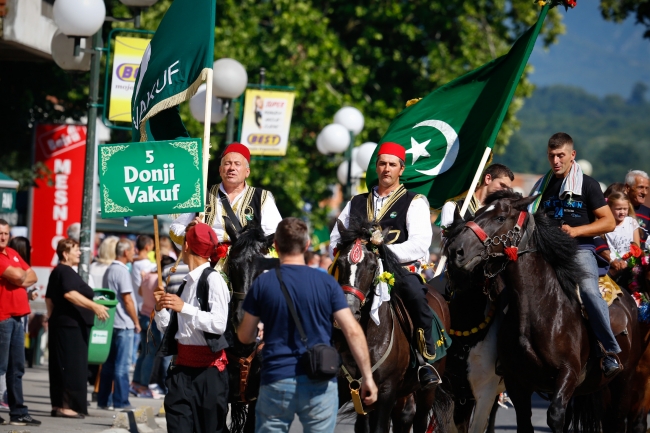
[528,1,650,97]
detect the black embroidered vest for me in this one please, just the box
[454,195,481,221]
[203,185,269,240]
[349,185,418,246]
[157,267,229,357]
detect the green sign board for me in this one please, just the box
[0,188,16,213]
[98,139,204,218]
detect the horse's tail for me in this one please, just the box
[429,385,454,433]
[569,390,603,433]
[228,401,248,433]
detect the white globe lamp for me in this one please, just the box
[316,133,329,155]
[212,58,248,99]
[354,142,377,171]
[320,124,351,154]
[189,84,226,124]
[577,159,593,176]
[337,161,363,185]
[334,106,364,135]
[51,31,91,71]
[53,0,106,37]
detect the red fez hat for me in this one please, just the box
[186,223,220,262]
[222,143,251,163]
[377,142,406,162]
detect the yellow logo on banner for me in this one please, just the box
[108,37,151,123]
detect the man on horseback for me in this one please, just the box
[329,142,440,389]
[169,142,282,247]
[531,132,621,377]
[440,163,515,237]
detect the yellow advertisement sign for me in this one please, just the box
[240,89,295,156]
[108,36,151,123]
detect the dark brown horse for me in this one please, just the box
[223,219,276,433]
[445,190,640,433]
[331,218,452,433]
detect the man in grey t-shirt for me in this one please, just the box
[97,239,140,409]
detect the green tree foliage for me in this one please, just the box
[0,0,565,222]
[600,0,650,39]
[494,84,650,186]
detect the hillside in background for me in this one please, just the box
[529,0,650,97]
[494,84,650,186]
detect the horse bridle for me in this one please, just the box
[463,210,536,278]
[342,285,367,307]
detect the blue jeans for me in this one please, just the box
[255,376,338,433]
[575,250,621,354]
[98,328,134,408]
[0,316,28,417]
[132,331,141,365]
[133,314,162,386]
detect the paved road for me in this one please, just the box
[5,366,646,432]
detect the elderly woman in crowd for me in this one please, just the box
[89,236,120,289]
[46,239,109,418]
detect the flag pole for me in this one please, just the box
[153,215,163,287]
[433,146,492,277]
[200,69,213,223]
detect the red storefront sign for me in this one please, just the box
[30,124,87,267]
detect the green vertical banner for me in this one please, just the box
[366,5,550,209]
[98,139,204,217]
[130,0,216,142]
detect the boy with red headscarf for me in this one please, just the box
[154,222,230,433]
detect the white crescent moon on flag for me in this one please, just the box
[413,120,459,177]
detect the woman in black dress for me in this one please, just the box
[46,239,109,418]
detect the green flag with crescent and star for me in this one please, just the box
[365,5,550,209]
[130,0,215,142]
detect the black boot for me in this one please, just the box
[418,364,441,390]
[602,355,622,378]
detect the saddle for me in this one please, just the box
[576,275,628,337]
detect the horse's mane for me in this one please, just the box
[231,222,270,251]
[337,217,409,279]
[446,190,582,302]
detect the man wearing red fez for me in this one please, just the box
[154,222,231,433]
[329,142,440,389]
[169,142,282,249]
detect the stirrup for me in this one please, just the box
[418,364,442,385]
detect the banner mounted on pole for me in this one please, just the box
[240,89,295,156]
[108,36,151,123]
[98,139,204,217]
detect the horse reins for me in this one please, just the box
[342,285,367,307]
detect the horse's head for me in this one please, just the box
[446,190,536,273]
[224,217,277,328]
[332,218,394,320]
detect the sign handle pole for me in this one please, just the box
[200,69,214,224]
[153,215,163,288]
[433,146,492,278]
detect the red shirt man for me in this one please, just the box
[0,219,40,426]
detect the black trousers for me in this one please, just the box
[48,324,90,414]
[164,365,229,433]
[396,273,436,356]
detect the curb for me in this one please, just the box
[102,406,167,433]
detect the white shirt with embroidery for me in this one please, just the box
[605,216,640,258]
[169,183,282,246]
[329,186,432,264]
[154,262,230,346]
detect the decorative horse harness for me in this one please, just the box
[464,210,537,279]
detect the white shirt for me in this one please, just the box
[131,258,157,309]
[605,216,640,258]
[440,195,482,243]
[329,187,432,263]
[154,262,231,346]
[169,183,282,246]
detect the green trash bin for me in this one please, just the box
[88,288,119,365]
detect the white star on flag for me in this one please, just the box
[407,137,431,164]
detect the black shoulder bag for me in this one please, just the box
[274,267,341,380]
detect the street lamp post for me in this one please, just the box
[212,58,248,145]
[318,106,372,203]
[51,0,159,282]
